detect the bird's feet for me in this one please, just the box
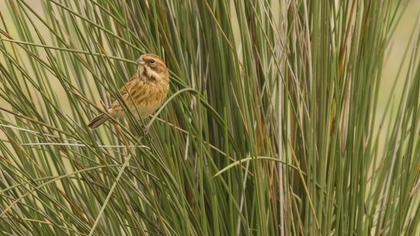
[141,125,151,140]
[143,125,150,135]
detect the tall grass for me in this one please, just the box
[0,0,418,235]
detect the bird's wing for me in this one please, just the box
[118,77,139,98]
[108,78,149,116]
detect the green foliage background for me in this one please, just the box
[0,0,419,235]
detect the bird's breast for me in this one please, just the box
[128,81,168,118]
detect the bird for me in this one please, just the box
[88,53,169,129]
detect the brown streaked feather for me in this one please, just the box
[89,53,169,129]
[109,79,167,119]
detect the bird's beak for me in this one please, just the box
[136,58,145,65]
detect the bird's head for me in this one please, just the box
[136,54,169,82]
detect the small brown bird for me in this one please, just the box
[88,54,169,129]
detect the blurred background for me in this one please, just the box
[0,1,418,235]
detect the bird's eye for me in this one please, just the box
[148,60,156,66]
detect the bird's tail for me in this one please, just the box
[88,113,109,129]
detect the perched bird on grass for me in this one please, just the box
[88,54,169,129]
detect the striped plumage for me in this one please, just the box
[88,54,169,129]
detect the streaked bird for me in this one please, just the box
[88,54,169,129]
